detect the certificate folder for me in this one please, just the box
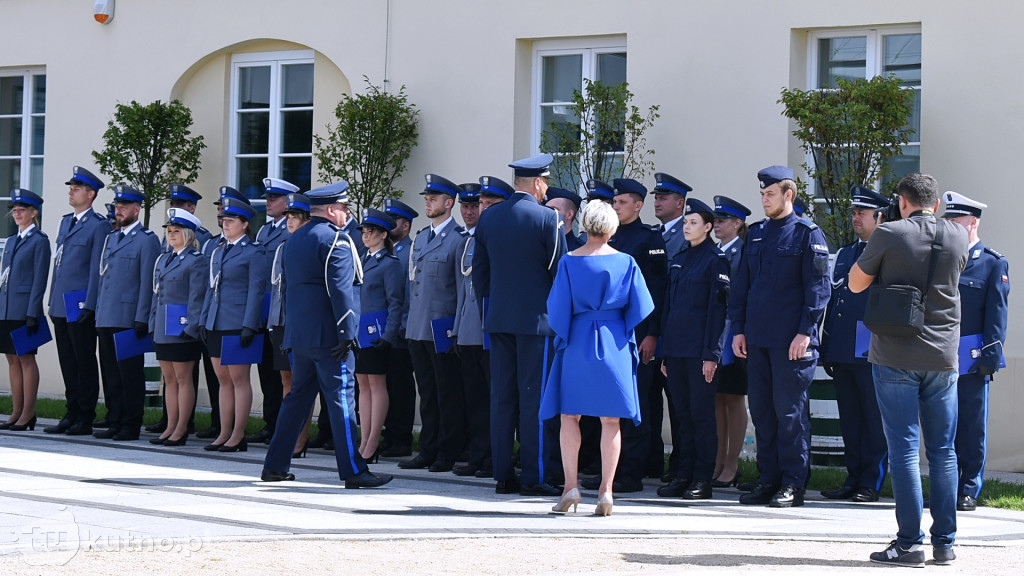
[11,319,53,356]
[63,290,88,322]
[358,310,388,349]
[114,329,154,361]
[220,333,264,365]
[959,333,1006,375]
[164,304,188,337]
[430,316,456,354]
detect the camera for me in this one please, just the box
[875,194,901,222]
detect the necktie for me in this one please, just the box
[428,229,436,242]
[68,216,77,232]
[117,230,126,243]
[853,241,866,260]
[223,242,234,256]
[660,224,667,238]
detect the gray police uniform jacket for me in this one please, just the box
[360,249,405,345]
[95,225,162,328]
[392,235,413,339]
[149,248,208,343]
[662,218,686,259]
[453,232,484,346]
[268,242,287,328]
[201,233,222,258]
[200,236,268,332]
[405,218,463,342]
[48,209,111,317]
[0,226,51,321]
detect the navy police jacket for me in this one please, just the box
[661,238,730,361]
[149,248,208,343]
[0,226,51,321]
[406,218,462,342]
[473,192,567,336]
[95,224,161,328]
[360,249,405,345]
[281,216,359,349]
[48,209,111,317]
[662,217,686,259]
[608,217,668,340]
[199,235,267,332]
[959,240,1010,374]
[728,211,831,348]
[821,241,869,364]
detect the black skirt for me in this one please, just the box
[716,357,748,395]
[355,344,389,375]
[0,319,36,355]
[155,341,202,363]
[268,327,291,371]
[205,329,241,358]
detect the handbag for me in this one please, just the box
[862,220,944,337]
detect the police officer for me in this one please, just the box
[819,186,891,503]
[247,177,299,445]
[451,183,492,477]
[730,165,831,507]
[261,181,392,489]
[473,155,566,496]
[44,167,111,436]
[943,191,1010,512]
[585,179,615,204]
[580,178,667,493]
[544,187,585,251]
[94,184,161,441]
[398,174,466,473]
[0,189,50,431]
[378,198,419,458]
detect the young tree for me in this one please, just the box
[779,75,916,247]
[540,79,660,194]
[314,77,420,214]
[92,99,206,227]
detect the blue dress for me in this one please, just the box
[539,252,654,425]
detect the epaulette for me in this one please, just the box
[198,226,210,235]
[796,218,819,230]
[91,212,106,221]
[984,246,1005,259]
[141,228,155,235]
[644,223,661,233]
[749,218,768,229]
[62,212,74,219]
[417,226,430,235]
[326,222,340,231]
[32,229,49,239]
[715,251,728,259]
[459,229,470,237]
[190,250,202,257]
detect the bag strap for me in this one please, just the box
[924,218,944,293]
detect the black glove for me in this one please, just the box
[446,344,461,357]
[239,327,256,348]
[331,339,357,362]
[973,357,999,377]
[133,321,149,339]
[25,316,39,336]
[77,308,95,324]
[822,363,835,378]
[372,338,392,352]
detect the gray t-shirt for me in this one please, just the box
[856,214,968,371]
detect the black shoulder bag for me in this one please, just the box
[862,220,944,337]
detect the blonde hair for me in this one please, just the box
[580,199,619,237]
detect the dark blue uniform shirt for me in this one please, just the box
[821,240,870,364]
[608,217,668,339]
[661,238,730,361]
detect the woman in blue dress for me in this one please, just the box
[657,198,731,500]
[149,208,207,446]
[540,200,654,516]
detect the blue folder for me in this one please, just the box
[260,292,272,324]
[220,333,264,365]
[164,304,189,337]
[63,290,88,322]
[114,329,154,361]
[358,310,388,349]
[431,316,457,354]
[11,319,53,356]
[720,327,735,366]
[855,321,872,358]
[959,333,1006,375]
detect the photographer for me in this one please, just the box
[848,173,968,567]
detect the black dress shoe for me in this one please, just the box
[520,482,561,497]
[93,427,121,439]
[820,485,857,500]
[245,428,274,445]
[65,423,93,436]
[474,466,493,479]
[737,481,758,492]
[203,442,225,451]
[957,494,977,511]
[112,428,140,441]
[683,480,713,500]
[398,453,435,470]
[44,419,74,434]
[162,435,188,447]
[495,477,520,494]
[657,479,691,497]
[769,484,805,508]
[453,464,480,477]
[739,483,779,505]
[660,472,675,483]
[195,427,220,439]
[261,470,296,482]
[380,444,412,458]
[428,457,455,473]
[145,421,167,434]
[150,437,168,445]
[612,476,644,493]
[852,487,880,503]
[711,472,740,488]
[218,439,248,452]
[92,419,111,429]
[346,470,393,489]
[579,476,601,491]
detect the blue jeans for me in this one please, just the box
[872,364,958,549]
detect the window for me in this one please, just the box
[0,69,45,240]
[808,27,921,192]
[229,50,314,204]
[533,38,626,190]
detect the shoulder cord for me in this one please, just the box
[271,243,284,286]
[98,233,112,277]
[549,219,564,271]
[152,253,165,294]
[460,236,473,277]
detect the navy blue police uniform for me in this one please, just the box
[0,190,51,351]
[819,186,890,502]
[943,192,1011,508]
[262,181,391,488]
[653,172,693,259]
[729,166,831,506]
[46,167,112,434]
[473,155,567,495]
[712,195,751,398]
[94,185,162,441]
[545,186,585,251]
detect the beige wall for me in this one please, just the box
[2,0,1022,468]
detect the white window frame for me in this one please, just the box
[531,37,627,155]
[227,50,314,194]
[805,26,921,196]
[0,68,45,198]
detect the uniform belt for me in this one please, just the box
[574,310,623,322]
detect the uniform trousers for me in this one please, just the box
[257,331,284,432]
[746,344,816,487]
[665,356,719,482]
[458,344,491,468]
[956,372,990,498]
[96,327,146,430]
[382,343,416,450]
[832,362,888,491]
[646,365,679,477]
[263,348,367,479]
[51,315,101,425]
[617,359,657,480]
[408,339,465,461]
[490,332,554,486]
